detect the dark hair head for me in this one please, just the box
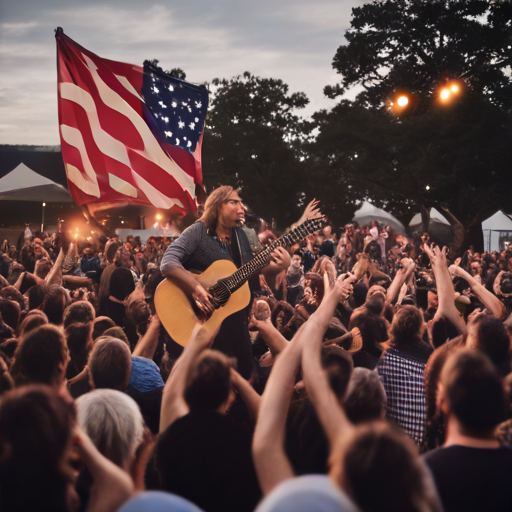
[0,314,13,342]
[11,325,68,387]
[28,284,47,310]
[19,272,39,293]
[365,285,387,315]
[41,285,70,326]
[103,326,130,347]
[0,385,74,512]
[349,309,389,350]
[88,337,132,391]
[475,317,511,375]
[331,422,437,512]
[106,241,122,264]
[0,356,14,395]
[352,282,368,308]
[306,272,325,303]
[126,299,151,337]
[389,305,424,348]
[0,299,21,332]
[0,285,25,311]
[441,349,508,433]
[184,350,232,411]
[63,300,95,329]
[321,345,353,399]
[92,316,116,341]
[18,311,48,338]
[0,338,18,360]
[344,368,387,424]
[65,322,93,380]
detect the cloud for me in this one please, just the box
[0,0,357,144]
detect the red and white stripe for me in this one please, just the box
[56,31,199,212]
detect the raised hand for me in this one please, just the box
[299,199,324,224]
[422,244,448,268]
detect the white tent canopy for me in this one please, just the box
[409,207,450,227]
[0,163,73,202]
[352,201,407,236]
[482,211,512,252]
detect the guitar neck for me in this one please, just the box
[224,219,324,291]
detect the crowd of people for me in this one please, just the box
[0,197,511,512]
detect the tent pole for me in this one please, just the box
[41,202,46,233]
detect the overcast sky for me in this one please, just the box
[0,0,364,145]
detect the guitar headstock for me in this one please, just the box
[281,217,328,247]
[302,217,327,234]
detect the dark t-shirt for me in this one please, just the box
[156,410,261,512]
[424,444,512,512]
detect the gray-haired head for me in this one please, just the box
[76,389,144,469]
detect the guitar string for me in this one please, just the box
[210,219,323,304]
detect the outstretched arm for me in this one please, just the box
[252,325,304,496]
[387,258,415,304]
[423,245,467,336]
[301,274,356,447]
[46,248,65,286]
[132,315,161,360]
[250,316,289,357]
[450,265,507,320]
[230,368,261,424]
[159,325,215,433]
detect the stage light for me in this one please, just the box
[397,96,408,107]
[440,89,450,100]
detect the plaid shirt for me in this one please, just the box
[376,348,428,445]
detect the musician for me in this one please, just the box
[161,186,290,379]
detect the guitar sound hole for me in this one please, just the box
[208,281,231,309]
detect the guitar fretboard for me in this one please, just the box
[222,218,324,292]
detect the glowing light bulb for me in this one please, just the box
[397,96,408,107]
[156,214,162,221]
[440,89,450,100]
[426,185,430,190]
[451,85,459,93]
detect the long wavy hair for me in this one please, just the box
[198,186,234,231]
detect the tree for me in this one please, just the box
[202,72,315,228]
[315,0,512,251]
[312,96,512,247]
[326,0,512,112]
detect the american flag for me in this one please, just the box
[55,28,208,213]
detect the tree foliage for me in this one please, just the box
[316,0,512,250]
[311,96,512,237]
[326,0,512,112]
[202,72,314,228]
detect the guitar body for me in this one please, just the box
[155,259,252,347]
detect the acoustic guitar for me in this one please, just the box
[155,218,325,347]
